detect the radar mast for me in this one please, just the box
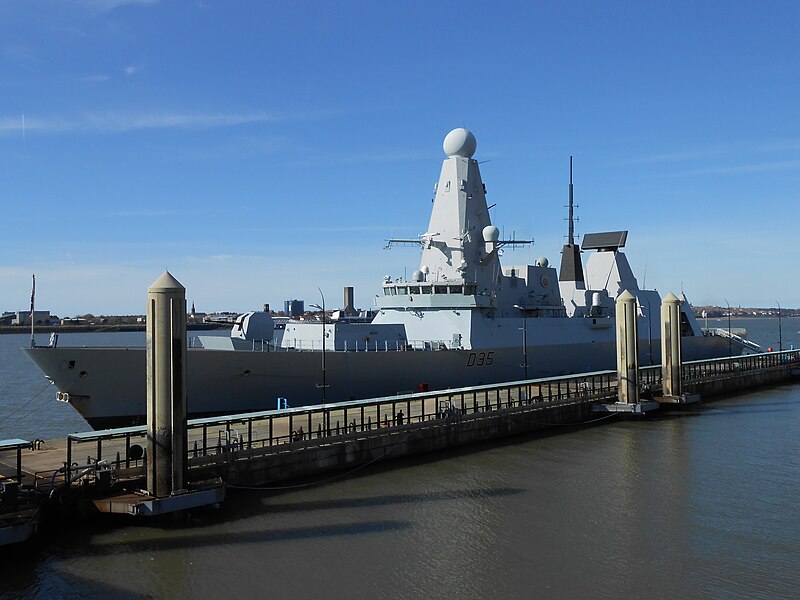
[558,156,585,283]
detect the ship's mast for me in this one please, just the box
[568,156,575,245]
[558,156,585,283]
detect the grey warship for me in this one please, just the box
[24,128,733,429]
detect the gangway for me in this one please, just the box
[704,328,764,354]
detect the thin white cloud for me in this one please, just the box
[0,115,73,134]
[114,210,187,217]
[71,0,159,13]
[287,151,430,168]
[124,65,142,77]
[621,146,735,165]
[622,139,800,165]
[287,225,418,233]
[0,110,287,135]
[675,159,800,176]
[3,45,40,67]
[80,74,111,82]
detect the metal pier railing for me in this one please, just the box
[11,349,800,493]
[45,369,620,489]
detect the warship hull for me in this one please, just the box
[24,333,731,430]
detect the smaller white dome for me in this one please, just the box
[443,128,477,158]
[535,256,549,267]
[482,225,500,242]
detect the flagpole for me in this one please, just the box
[30,274,36,348]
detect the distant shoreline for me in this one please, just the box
[0,323,231,335]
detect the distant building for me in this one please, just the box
[60,318,88,326]
[284,299,304,317]
[11,310,55,326]
[203,312,238,324]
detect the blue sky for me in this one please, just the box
[1,0,799,316]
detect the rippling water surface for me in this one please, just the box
[1,319,799,599]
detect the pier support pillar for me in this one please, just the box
[661,292,682,398]
[146,271,187,499]
[616,290,640,404]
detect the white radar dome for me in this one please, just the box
[535,257,549,267]
[443,128,477,158]
[482,225,500,242]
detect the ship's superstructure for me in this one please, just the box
[24,128,732,429]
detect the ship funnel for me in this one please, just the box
[343,286,357,316]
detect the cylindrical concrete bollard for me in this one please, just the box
[616,290,639,404]
[146,271,187,498]
[661,292,682,397]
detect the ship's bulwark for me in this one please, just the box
[24,334,730,430]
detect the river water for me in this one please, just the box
[1,318,799,598]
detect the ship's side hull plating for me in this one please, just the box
[25,334,730,429]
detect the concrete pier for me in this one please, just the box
[657,293,700,405]
[593,290,658,414]
[661,292,681,397]
[616,290,639,404]
[87,272,224,517]
[146,271,187,498]
[2,349,800,543]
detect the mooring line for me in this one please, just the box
[0,380,58,435]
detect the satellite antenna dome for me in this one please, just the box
[412,270,424,282]
[421,265,430,274]
[443,128,477,158]
[482,225,500,242]
[535,256,549,267]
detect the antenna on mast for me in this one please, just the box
[568,155,575,245]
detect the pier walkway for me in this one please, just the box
[2,349,799,497]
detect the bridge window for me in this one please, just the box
[408,286,420,295]
[448,285,462,294]
[434,286,447,294]
[680,312,695,336]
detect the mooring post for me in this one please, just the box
[661,292,682,398]
[146,271,187,498]
[616,290,640,404]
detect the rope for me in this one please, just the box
[0,380,58,435]
[521,411,620,426]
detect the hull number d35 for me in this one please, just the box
[467,351,494,367]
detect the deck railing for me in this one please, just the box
[42,349,800,489]
[196,338,454,352]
